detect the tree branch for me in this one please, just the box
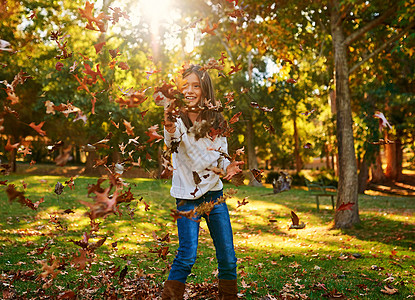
[349,21,415,75]
[335,3,353,27]
[344,5,397,46]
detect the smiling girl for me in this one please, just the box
[161,65,243,299]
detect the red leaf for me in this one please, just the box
[286,78,297,83]
[228,63,242,75]
[55,61,64,71]
[337,202,355,211]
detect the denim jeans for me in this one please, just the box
[167,189,237,283]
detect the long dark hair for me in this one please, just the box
[180,65,227,134]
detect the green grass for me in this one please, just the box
[0,175,414,299]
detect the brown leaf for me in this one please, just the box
[192,171,202,185]
[145,124,164,144]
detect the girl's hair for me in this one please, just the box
[180,65,227,133]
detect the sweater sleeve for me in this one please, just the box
[164,120,182,148]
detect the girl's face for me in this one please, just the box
[182,73,202,108]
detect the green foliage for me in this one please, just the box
[314,169,339,188]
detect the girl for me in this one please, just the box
[161,65,243,300]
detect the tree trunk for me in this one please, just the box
[83,151,98,175]
[357,157,369,193]
[370,150,386,183]
[246,118,262,187]
[293,113,303,173]
[330,0,360,228]
[325,143,331,169]
[385,132,403,181]
[10,147,17,173]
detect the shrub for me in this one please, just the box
[291,172,307,186]
[265,171,280,184]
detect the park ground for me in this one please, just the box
[0,164,414,299]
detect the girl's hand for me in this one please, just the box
[224,161,244,181]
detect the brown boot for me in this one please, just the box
[161,280,185,300]
[218,279,238,300]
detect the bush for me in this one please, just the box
[265,171,280,184]
[291,172,307,186]
[315,170,338,188]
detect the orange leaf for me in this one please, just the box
[201,21,218,35]
[29,121,46,136]
[229,112,242,124]
[94,41,106,54]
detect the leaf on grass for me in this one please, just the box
[380,285,398,295]
[289,211,305,229]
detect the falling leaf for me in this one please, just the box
[145,125,164,144]
[237,197,249,208]
[123,120,135,136]
[118,62,130,70]
[250,102,274,112]
[373,111,392,130]
[29,121,46,136]
[94,41,106,54]
[0,39,13,52]
[229,112,242,124]
[336,202,355,211]
[201,20,218,35]
[250,169,263,183]
[55,61,64,71]
[192,171,202,185]
[301,108,316,116]
[54,182,64,195]
[228,63,242,75]
[78,1,108,32]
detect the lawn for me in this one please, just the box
[0,174,414,299]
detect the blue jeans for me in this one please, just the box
[167,189,237,283]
